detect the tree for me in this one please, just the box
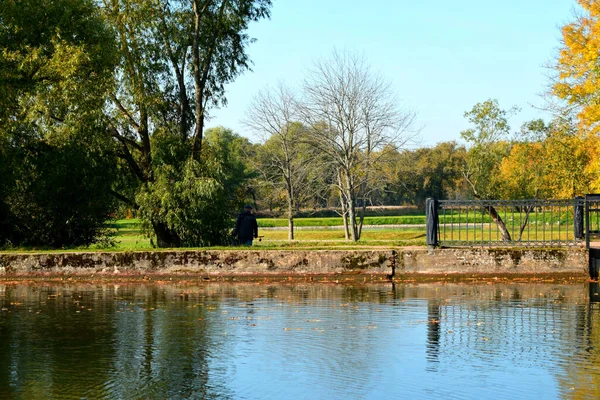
[496,120,550,200]
[498,116,599,200]
[0,0,118,247]
[300,50,418,241]
[540,117,599,198]
[136,127,252,247]
[461,99,516,241]
[380,142,467,206]
[102,0,272,247]
[3,133,117,247]
[553,0,600,133]
[245,84,317,240]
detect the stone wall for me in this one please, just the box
[0,247,589,277]
[399,247,588,275]
[0,250,393,277]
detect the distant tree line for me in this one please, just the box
[2,0,600,247]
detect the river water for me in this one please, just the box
[1,282,599,399]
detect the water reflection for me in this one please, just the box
[0,283,599,399]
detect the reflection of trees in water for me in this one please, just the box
[104,285,235,399]
[555,283,600,399]
[2,282,600,398]
[0,285,117,398]
[226,284,402,399]
[0,284,234,399]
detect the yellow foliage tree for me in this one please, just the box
[554,0,600,132]
[553,3,600,197]
[542,132,598,198]
[497,142,547,199]
[497,117,600,199]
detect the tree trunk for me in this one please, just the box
[287,196,294,241]
[338,171,350,240]
[468,182,512,242]
[153,221,181,248]
[348,195,359,242]
[345,171,359,242]
[340,200,349,240]
[357,199,367,239]
[285,170,295,241]
[517,205,534,242]
[484,206,512,241]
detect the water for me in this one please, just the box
[1,282,600,399]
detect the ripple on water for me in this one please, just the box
[0,283,599,399]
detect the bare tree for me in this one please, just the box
[244,84,316,240]
[299,50,418,241]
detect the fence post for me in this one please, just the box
[426,198,439,248]
[574,196,584,240]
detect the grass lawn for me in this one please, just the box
[2,214,577,253]
[101,219,426,250]
[103,218,427,251]
[101,217,580,249]
[0,218,427,253]
[259,227,426,247]
[257,216,426,227]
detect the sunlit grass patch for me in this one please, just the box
[258,228,426,246]
[257,216,426,227]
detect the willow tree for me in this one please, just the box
[102,0,271,247]
[300,50,418,242]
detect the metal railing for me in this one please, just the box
[426,198,585,247]
[586,194,600,249]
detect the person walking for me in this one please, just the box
[232,205,258,246]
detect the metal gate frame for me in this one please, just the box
[585,194,600,249]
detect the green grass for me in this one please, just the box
[0,218,426,252]
[257,216,426,227]
[1,212,581,253]
[103,216,580,249]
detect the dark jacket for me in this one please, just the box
[233,211,258,240]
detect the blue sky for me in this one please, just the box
[208,0,577,146]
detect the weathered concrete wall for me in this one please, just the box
[399,247,588,275]
[0,247,589,277]
[0,250,393,276]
